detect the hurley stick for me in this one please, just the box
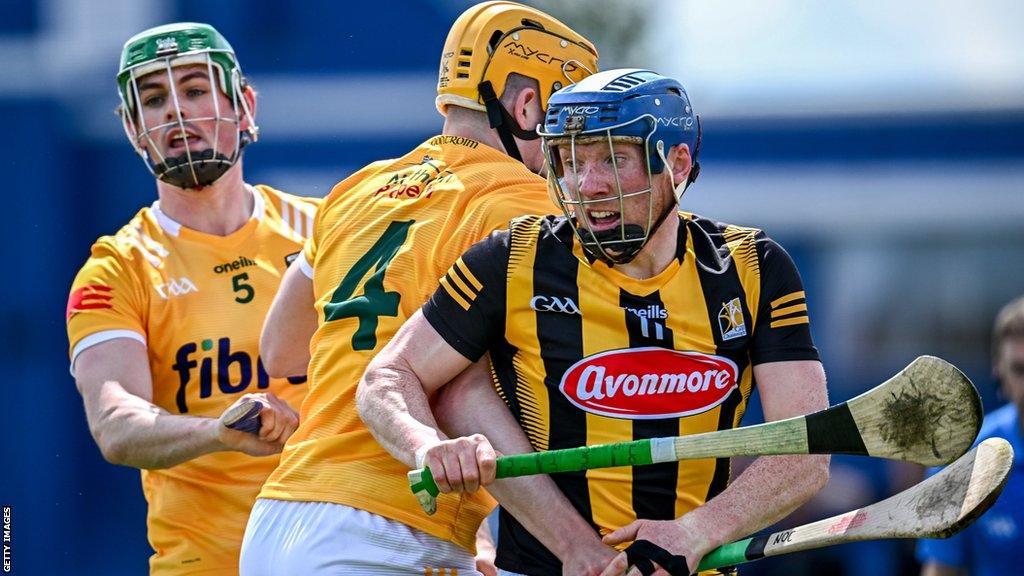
[221,399,263,434]
[410,355,981,515]
[697,437,1012,571]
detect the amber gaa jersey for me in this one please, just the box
[66,185,318,575]
[423,213,819,574]
[258,136,558,551]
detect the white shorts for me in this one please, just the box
[240,498,481,576]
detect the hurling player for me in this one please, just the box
[66,23,317,575]
[359,69,831,576]
[242,3,618,575]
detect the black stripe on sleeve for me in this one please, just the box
[450,260,480,299]
[421,231,509,362]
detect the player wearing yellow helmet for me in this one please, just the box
[239,3,616,575]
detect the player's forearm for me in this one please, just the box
[475,516,497,568]
[434,372,607,562]
[680,454,829,554]
[486,473,607,562]
[90,379,224,469]
[260,262,315,378]
[356,362,448,468]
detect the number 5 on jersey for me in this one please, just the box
[324,220,414,350]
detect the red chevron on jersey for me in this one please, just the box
[66,284,113,319]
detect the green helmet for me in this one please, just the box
[117,22,258,189]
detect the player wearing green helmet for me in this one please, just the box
[68,22,320,576]
[117,22,258,189]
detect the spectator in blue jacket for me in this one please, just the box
[917,295,1024,576]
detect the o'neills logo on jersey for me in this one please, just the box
[213,256,258,274]
[559,348,739,419]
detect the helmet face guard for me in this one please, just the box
[540,69,702,265]
[117,23,258,190]
[542,120,660,265]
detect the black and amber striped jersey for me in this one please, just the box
[422,212,819,575]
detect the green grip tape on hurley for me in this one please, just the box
[697,538,751,571]
[410,438,658,516]
[408,467,440,515]
[495,438,655,478]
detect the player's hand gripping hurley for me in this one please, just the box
[221,399,263,434]
[409,355,982,514]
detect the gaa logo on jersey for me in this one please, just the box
[530,295,581,315]
[559,348,738,419]
[155,276,198,299]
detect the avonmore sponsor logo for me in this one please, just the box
[559,348,738,419]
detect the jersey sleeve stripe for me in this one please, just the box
[70,329,147,376]
[305,211,315,240]
[440,275,472,311]
[770,316,809,329]
[454,257,483,291]
[75,302,114,310]
[281,198,315,240]
[770,303,807,318]
[139,231,169,258]
[282,199,293,231]
[125,235,164,268]
[449,265,479,302]
[770,290,805,309]
[297,204,311,238]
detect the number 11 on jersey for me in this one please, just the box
[324,220,414,350]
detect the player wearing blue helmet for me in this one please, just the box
[540,69,701,266]
[359,69,830,576]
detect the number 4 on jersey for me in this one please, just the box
[324,220,414,350]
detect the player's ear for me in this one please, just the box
[117,103,145,152]
[117,104,135,137]
[668,144,693,184]
[241,83,257,125]
[512,85,542,133]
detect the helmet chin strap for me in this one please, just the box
[588,198,677,266]
[478,80,539,163]
[155,149,235,189]
[584,224,647,264]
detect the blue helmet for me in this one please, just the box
[539,68,701,265]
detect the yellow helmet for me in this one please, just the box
[436,1,599,116]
